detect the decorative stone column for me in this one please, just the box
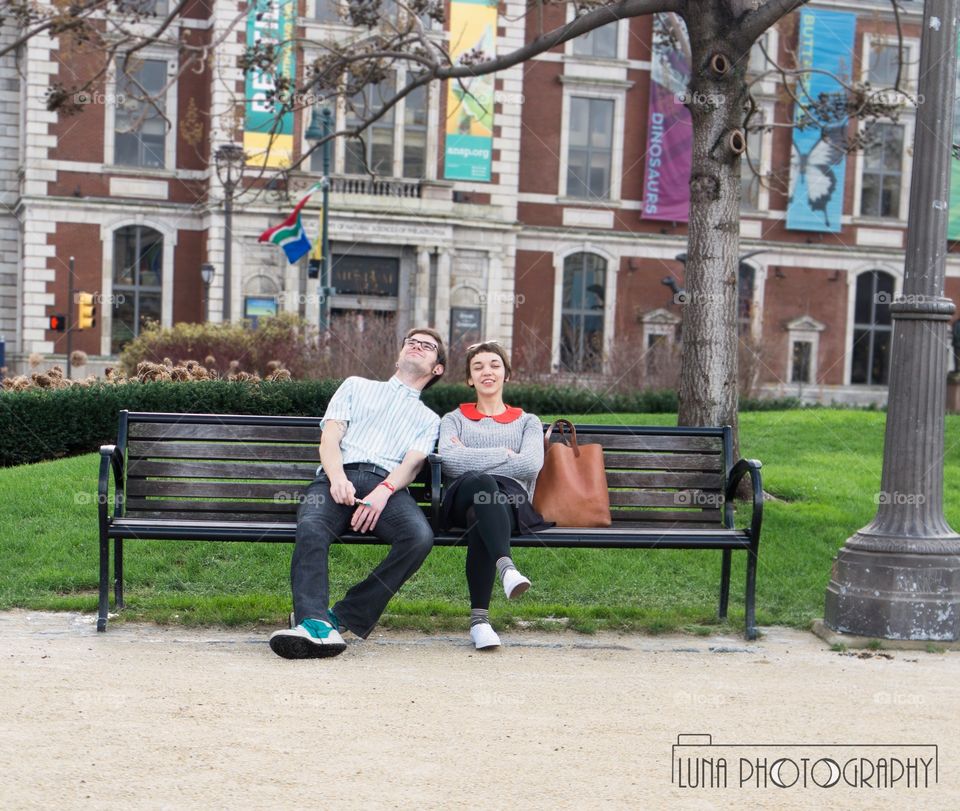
[824,0,960,640]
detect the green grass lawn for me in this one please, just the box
[2,410,958,635]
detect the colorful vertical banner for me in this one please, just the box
[786,8,856,233]
[244,0,296,168]
[947,28,960,239]
[642,13,693,222]
[444,0,498,182]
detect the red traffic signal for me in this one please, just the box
[49,313,67,332]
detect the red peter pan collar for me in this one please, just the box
[459,403,524,424]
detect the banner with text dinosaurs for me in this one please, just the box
[786,8,856,233]
[444,0,498,182]
[244,0,296,168]
[641,13,693,222]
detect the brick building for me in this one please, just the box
[0,0,955,404]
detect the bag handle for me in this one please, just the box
[543,419,580,457]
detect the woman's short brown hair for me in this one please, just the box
[465,341,512,383]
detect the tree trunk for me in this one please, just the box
[676,2,752,462]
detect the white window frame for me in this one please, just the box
[105,50,178,171]
[551,244,619,374]
[785,316,825,387]
[303,66,436,179]
[741,99,774,215]
[853,35,920,224]
[564,6,628,62]
[558,82,627,203]
[843,264,902,386]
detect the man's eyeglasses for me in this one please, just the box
[403,337,439,353]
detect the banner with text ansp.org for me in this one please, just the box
[244,0,296,168]
[444,0,497,181]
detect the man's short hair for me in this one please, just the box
[403,327,446,389]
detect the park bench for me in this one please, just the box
[97,410,763,637]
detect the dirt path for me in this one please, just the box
[0,611,957,809]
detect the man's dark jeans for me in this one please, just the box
[291,470,434,638]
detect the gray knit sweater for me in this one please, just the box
[438,408,545,501]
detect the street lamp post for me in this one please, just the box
[305,107,334,332]
[824,0,960,641]
[200,263,215,322]
[214,143,245,322]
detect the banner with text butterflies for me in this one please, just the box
[786,8,856,233]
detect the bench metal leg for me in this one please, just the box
[718,549,731,619]
[744,544,759,640]
[114,538,124,609]
[98,534,110,632]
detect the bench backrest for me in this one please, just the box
[118,413,732,528]
[553,425,732,529]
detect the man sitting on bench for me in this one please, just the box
[269,328,446,659]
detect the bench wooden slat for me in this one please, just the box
[605,471,724,489]
[129,422,321,442]
[603,452,723,471]
[610,509,723,524]
[127,480,310,499]
[566,435,722,452]
[127,460,321,480]
[608,490,724,508]
[127,441,320,461]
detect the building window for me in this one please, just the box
[566,97,614,199]
[571,23,619,59]
[314,0,341,23]
[867,42,901,87]
[791,341,812,384]
[860,124,904,218]
[403,83,428,178]
[851,270,894,385]
[112,226,163,353]
[114,57,168,168]
[740,116,764,212]
[344,79,396,175]
[560,252,606,372]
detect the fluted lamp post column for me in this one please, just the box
[824,0,960,641]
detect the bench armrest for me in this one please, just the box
[427,453,442,532]
[725,458,763,544]
[98,445,125,530]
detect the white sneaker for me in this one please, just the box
[269,619,346,659]
[470,622,501,650]
[502,568,531,599]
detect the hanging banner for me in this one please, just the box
[786,8,856,233]
[947,29,960,239]
[642,13,693,222]
[244,0,296,168]
[444,0,497,182]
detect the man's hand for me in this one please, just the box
[329,475,357,506]
[350,482,391,533]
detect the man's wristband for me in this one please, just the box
[378,481,396,493]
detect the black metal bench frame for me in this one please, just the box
[98,411,763,637]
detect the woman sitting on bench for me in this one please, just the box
[438,341,552,650]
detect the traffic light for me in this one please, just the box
[49,313,66,332]
[77,292,96,330]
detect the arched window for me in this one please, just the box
[851,270,894,385]
[112,225,163,353]
[561,252,606,373]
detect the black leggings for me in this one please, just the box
[446,472,517,609]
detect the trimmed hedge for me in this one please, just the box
[0,379,801,467]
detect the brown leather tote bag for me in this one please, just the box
[533,420,611,528]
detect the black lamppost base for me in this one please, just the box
[825,545,960,641]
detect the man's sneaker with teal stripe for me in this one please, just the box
[269,618,346,659]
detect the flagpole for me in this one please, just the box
[319,107,333,334]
